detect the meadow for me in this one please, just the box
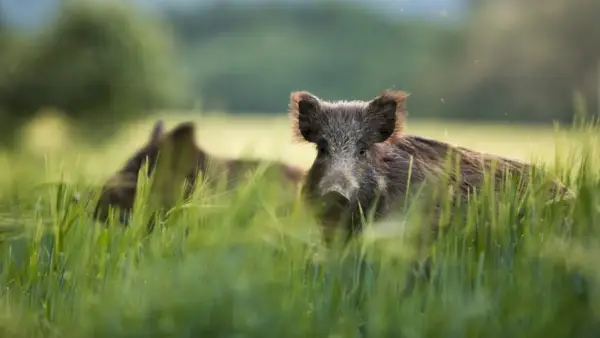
[0,112,599,337]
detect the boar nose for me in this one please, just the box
[320,183,352,212]
[319,174,355,205]
[321,190,350,215]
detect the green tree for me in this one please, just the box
[449,0,600,123]
[0,0,188,146]
[163,3,461,116]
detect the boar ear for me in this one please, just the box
[150,122,200,209]
[165,122,196,148]
[149,120,165,144]
[365,90,408,143]
[289,91,321,143]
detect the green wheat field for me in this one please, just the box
[1,111,600,337]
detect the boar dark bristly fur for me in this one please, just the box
[289,89,426,244]
[93,120,166,225]
[93,120,305,229]
[289,88,574,298]
[289,89,573,247]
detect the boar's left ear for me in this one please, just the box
[366,89,409,143]
[149,120,165,144]
[289,91,321,143]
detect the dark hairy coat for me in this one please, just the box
[288,89,572,244]
[93,120,305,226]
[289,88,574,296]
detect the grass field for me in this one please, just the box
[0,112,600,337]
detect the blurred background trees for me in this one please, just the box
[0,0,598,146]
[0,0,187,146]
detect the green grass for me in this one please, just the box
[0,113,600,337]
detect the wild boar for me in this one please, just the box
[93,120,305,230]
[288,89,573,292]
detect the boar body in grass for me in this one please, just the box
[288,90,573,245]
[93,120,305,227]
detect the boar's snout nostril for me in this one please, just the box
[320,190,350,211]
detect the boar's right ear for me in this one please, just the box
[160,122,199,175]
[289,91,321,143]
[166,122,196,147]
[365,90,408,143]
[150,122,200,209]
[149,120,165,144]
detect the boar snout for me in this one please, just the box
[319,171,356,199]
[321,190,350,213]
[317,171,358,213]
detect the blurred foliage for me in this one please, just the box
[162,3,463,116]
[0,122,598,337]
[0,0,188,146]
[0,0,598,146]
[450,0,600,124]
[161,1,599,124]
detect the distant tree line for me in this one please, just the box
[0,0,597,146]
[162,1,599,125]
[0,1,187,146]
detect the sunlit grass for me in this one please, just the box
[0,113,598,337]
[12,111,584,181]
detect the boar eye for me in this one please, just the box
[316,143,328,155]
[359,146,368,157]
